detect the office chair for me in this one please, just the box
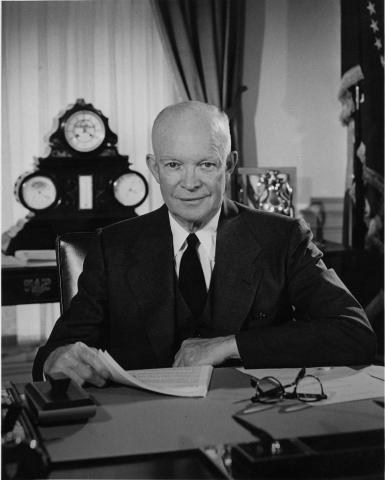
[56,232,96,313]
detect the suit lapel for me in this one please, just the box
[122,205,176,366]
[211,199,264,333]
[118,200,263,361]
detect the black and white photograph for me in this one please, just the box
[2,0,384,478]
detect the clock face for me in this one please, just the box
[113,172,148,207]
[64,110,106,152]
[19,174,58,211]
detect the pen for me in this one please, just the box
[373,400,384,409]
[283,403,312,413]
[241,403,274,415]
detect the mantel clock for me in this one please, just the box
[10,99,148,253]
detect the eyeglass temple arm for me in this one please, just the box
[233,415,281,454]
[282,367,306,389]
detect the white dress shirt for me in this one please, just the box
[169,209,221,290]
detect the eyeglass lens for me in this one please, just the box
[295,375,326,402]
[252,377,284,404]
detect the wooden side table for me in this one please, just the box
[2,264,59,306]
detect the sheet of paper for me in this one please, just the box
[362,365,385,381]
[237,366,356,384]
[14,249,56,260]
[14,249,56,264]
[3,250,57,267]
[2,254,25,267]
[237,366,384,407]
[317,371,384,406]
[98,350,213,397]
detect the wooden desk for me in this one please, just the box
[1,264,59,306]
[49,450,221,479]
[29,368,384,479]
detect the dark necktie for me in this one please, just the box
[179,233,207,317]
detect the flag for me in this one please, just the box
[339,0,384,252]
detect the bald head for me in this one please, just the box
[152,101,231,161]
[147,101,237,231]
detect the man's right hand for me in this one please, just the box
[43,342,110,387]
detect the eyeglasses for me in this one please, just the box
[250,367,327,404]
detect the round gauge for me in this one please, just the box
[112,171,148,207]
[16,173,58,211]
[64,110,106,152]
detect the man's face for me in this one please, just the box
[148,116,235,231]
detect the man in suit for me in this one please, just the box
[33,101,376,386]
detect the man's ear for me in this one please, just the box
[146,154,160,184]
[226,151,238,174]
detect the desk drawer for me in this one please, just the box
[2,266,59,306]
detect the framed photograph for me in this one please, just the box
[237,167,297,217]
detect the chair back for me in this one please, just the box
[56,232,96,313]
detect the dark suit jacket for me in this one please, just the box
[33,199,376,379]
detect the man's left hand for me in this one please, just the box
[173,335,240,367]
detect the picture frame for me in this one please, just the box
[237,167,297,217]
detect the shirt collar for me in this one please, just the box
[168,208,221,259]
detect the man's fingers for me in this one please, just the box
[173,340,190,367]
[49,359,106,387]
[173,344,187,367]
[172,354,182,367]
[75,342,110,380]
[173,345,194,367]
[173,336,238,368]
[48,364,85,387]
[44,342,109,387]
[76,362,107,387]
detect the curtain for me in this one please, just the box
[2,0,179,345]
[151,0,246,196]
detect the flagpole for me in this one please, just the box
[352,83,366,250]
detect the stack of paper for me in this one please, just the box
[14,250,56,266]
[98,350,213,397]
